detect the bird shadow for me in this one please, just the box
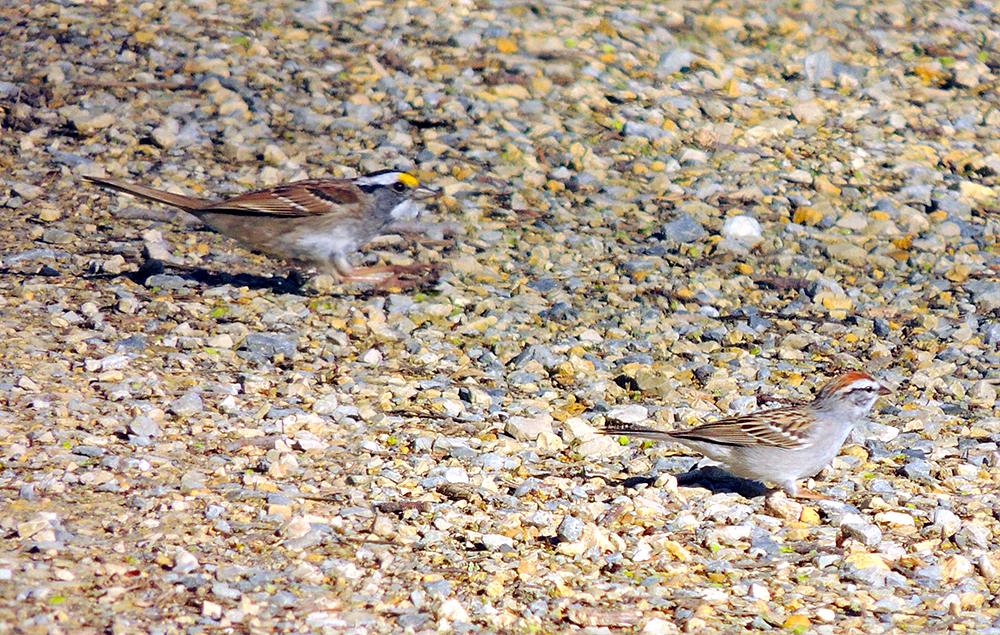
[123,260,306,295]
[616,466,771,499]
[73,259,442,297]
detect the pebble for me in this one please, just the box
[720,216,762,242]
[128,415,161,438]
[931,508,962,537]
[12,182,44,200]
[898,460,936,484]
[658,49,694,74]
[168,392,203,418]
[940,555,975,582]
[840,553,890,587]
[481,534,514,552]
[242,333,298,358]
[660,213,707,243]
[505,414,553,441]
[173,548,200,573]
[41,228,74,245]
[605,405,648,425]
[839,521,882,547]
[557,516,585,543]
[2,1,999,633]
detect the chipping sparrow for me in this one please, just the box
[605,371,890,498]
[85,171,437,286]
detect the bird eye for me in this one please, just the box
[392,182,407,193]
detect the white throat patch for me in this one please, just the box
[354,172,404,187]
[391,199,420,220]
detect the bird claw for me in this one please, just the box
[776,488,829,501]
[305,263,440,293]
[364,263,441,291]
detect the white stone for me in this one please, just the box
[606,404,649,424]
[721,215,762,242]
[438,599,470,622]
[642,617,679,635]
[815,608,836,622]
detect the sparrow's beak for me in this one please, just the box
[413,186,439,200]
[877,385,891,396]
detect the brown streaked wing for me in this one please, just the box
[601,423,673,440]
[669,407,811,449]
[200,179,361,217]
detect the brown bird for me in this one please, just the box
[84,170,437,283]
[604,372,890,498]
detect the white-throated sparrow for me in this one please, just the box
[84,170,437,284]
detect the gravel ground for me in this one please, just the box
[3,0,1000,633]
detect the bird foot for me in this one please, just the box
[787,488,829,501]
[362,263,441,291]
[762,484,830,501]
[305,263,440,293]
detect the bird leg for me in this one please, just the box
[307,258,440,292]
[771,487,829,501]
[352,263,441,291]
[769,481,830,501]
[790,489,830,501]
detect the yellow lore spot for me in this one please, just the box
[399,173,419,187]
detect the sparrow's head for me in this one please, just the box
[354,170,436,221]
[815,371,890,416]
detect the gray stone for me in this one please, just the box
[840,521,882,547]
[898,460,936,484]
[472,452,506,470]
[932,508,962,537]
[956,523,991,550]
[41,228,74,244]
[72,445,105,458]
[981,322,1000,346]
[168,392,203,418]
[556,515,585,542]
[661,212,707,243]
[11,182,44,200]
[452,28,482,49]
[623,120,664,140]
[826,242,868,266]
[704,525,752,547]
[511,344,559,369]
[128,415,161,438]
[211,583,242,600]
[966,281,1000,312]
[840,558,890,587]
[507,371,540,385]
[803,50,833,83]
[145,274,194,290]
[505,415,553,441]
[912,565,943,588]
[242,333,298,358]
[658,49,694,74]
[311,394,339,415]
